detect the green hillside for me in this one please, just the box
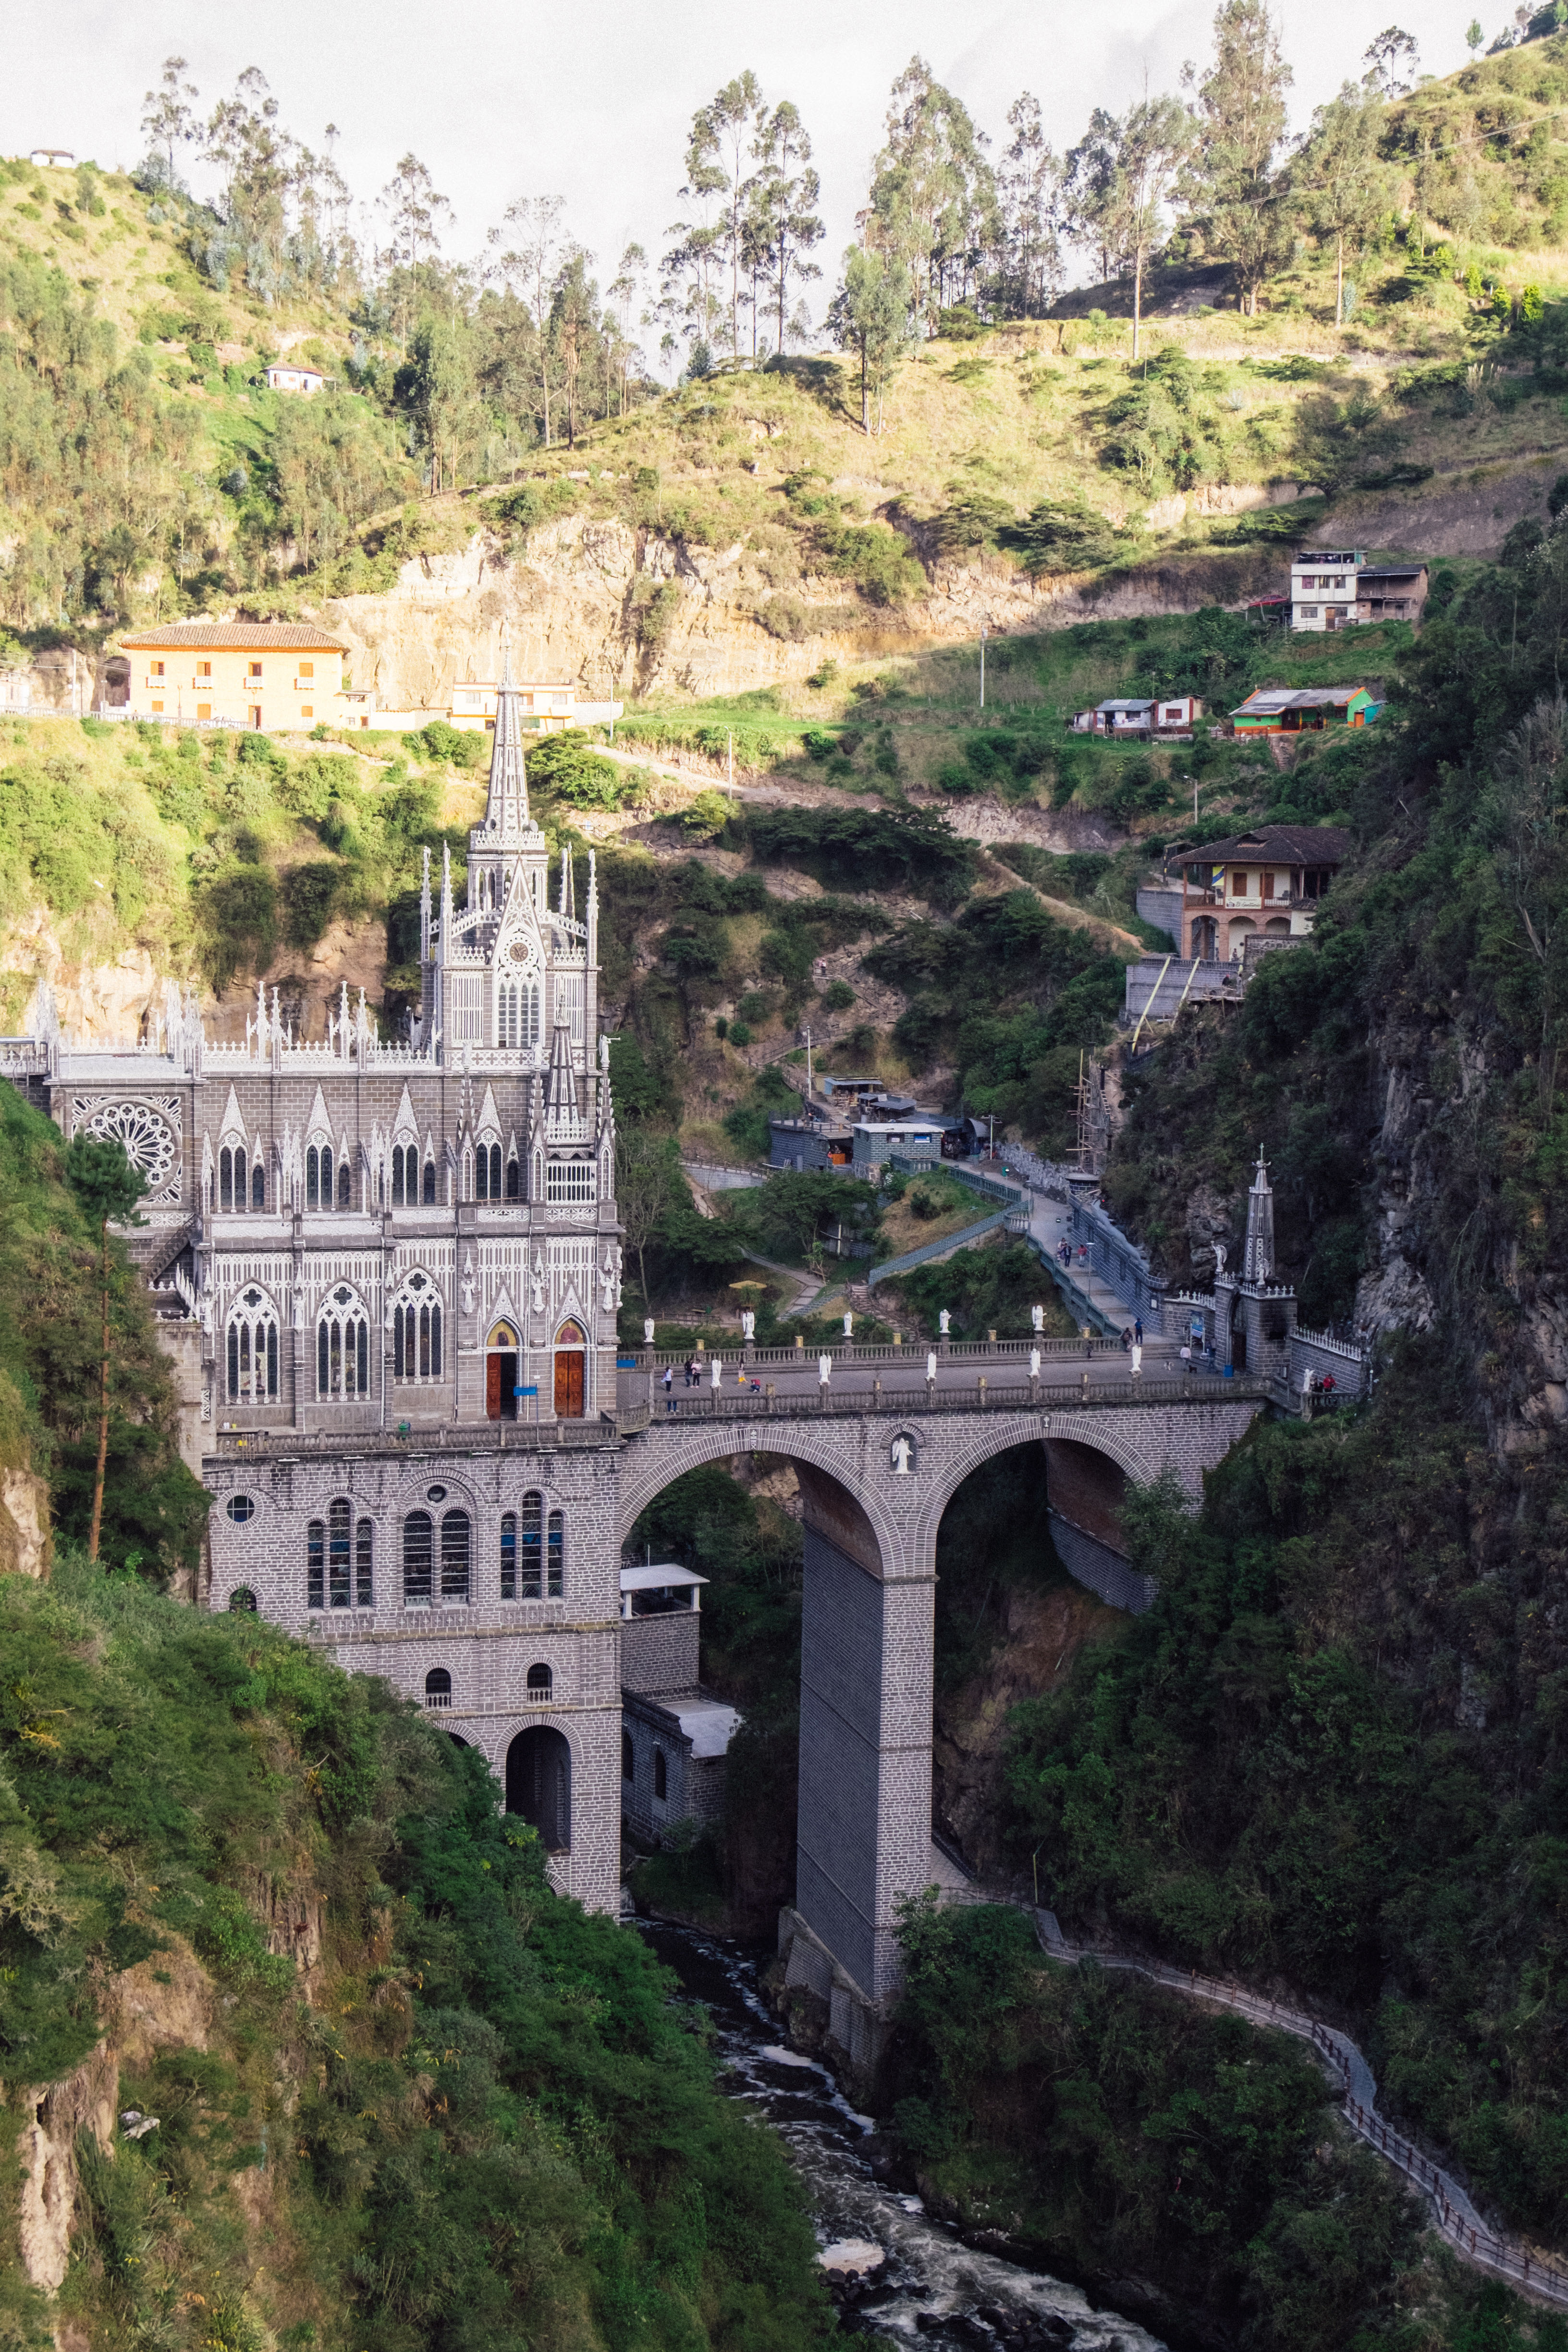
[14,35,1568,642]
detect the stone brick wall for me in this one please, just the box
[620,1610,699,1694]
[797,1524,886,1997]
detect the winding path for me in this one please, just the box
[1031,1910,1568,2310]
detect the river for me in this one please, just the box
[640,1920,1166,2352]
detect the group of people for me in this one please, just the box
[661,1355,764,1412]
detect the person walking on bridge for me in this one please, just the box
[662,1366,675,1412]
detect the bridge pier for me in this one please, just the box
[796,1485,934,2000]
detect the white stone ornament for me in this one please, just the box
[938,1310,951,1335]
[1213,1241,1227,1275]
[926,1352,938,1381]
[531,1253,545,1315]
[1031,1303,1044,1334]
[843,1311,854,1339]
[461,1253,476,1314]
[644,1318,656,1345]
[741,1310,755,1341]
[890,1433,914,1476]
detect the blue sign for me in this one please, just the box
[516,1385,538,1397]
[616,1356,639,1368]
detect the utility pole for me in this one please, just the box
[804,1024,813,1099]
[980,619,988,710]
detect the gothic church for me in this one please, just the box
[24,668,627,1911]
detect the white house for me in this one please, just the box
[264,364,325,396]
[1072,695,1203,738]
[447,679,624,737]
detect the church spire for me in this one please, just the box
[482,623,532,838]
[1242,1152,1275,1285]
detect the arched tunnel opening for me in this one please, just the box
[624,1452,807,1934]
[930,1439,1131,1884]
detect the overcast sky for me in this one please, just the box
[7,0,1479,325]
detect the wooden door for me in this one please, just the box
[486,1354,502,1419]
[554,1350,584,1419]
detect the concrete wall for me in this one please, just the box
[1135,885,1183,948]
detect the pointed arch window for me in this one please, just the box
[306,1144,335,1209]
[252,1160,265,1209]
[226,1288,279,1401]
[317,1286,370,1398]
[220,1145,248,1212]
[337,1161,351,1210]
[392,1277,442,1383]
[504,1148,521,1200]
[475,1142,503,1200]
[500,1511,518,1600]
[423,1156,437,1204]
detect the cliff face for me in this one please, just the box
[322,516,1290,709]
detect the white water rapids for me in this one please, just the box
[639,1920,1166,2352]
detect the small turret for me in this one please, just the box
[1242,1152,1275,1285]
[420,845,431,962]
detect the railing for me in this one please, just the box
[1031,1914,1568,2310]
[868,1209,1013,1286]
[634,1337,1135,1370]
[212,1414,629,1458]
[632,1373,1273,1421]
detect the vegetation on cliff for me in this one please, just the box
[0,1081,203,1578]
[0,1554,832,2352]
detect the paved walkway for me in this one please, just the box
[1032,1911,1568,2310]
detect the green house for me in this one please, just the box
[1231,685,1380,735]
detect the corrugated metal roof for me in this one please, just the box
[1233,685,1370,713]
[119,622,347,650]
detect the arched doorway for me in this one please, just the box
[553,1320,586,1419]
[486,1322,518,1421]
[506,1725,571,1850]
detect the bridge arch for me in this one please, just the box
[906,1409,1164,1576]
[617,1419,902,1570]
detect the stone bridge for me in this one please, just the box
[207,1362,1272,2025]
[617,1376,1265,2000]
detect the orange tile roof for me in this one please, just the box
[118,622,347,651]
